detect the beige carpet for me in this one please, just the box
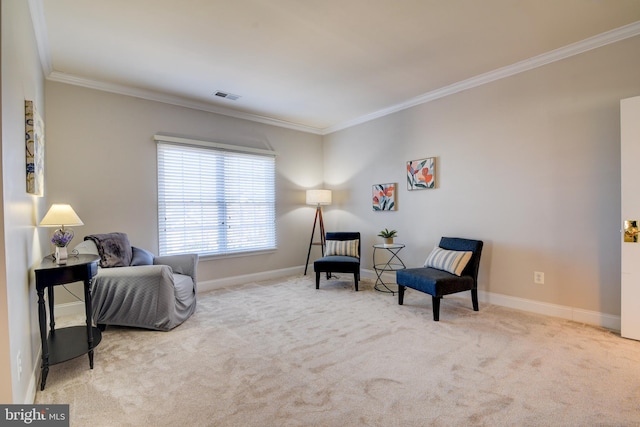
[36,275,640,426]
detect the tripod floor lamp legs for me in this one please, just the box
[304,206,326,275]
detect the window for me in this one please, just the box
[156,137,276,257]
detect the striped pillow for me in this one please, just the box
[325,239,359,258]
[424,247,472,276]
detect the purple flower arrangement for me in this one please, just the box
[51,229,74,247]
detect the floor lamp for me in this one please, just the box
[304,189,332,275]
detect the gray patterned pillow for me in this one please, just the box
[325,239,359,258]
[424,247,472,276]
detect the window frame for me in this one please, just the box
[155,135,278,257]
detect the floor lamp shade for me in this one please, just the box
[306,189,332,206]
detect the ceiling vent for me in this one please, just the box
[213,91,241,101]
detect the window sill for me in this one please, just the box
[198,248,277,262]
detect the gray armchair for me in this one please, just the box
[75,233,198,331]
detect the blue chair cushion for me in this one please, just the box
[314,255,360,272]
[396,267,474,297]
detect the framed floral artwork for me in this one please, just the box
[25,100,45,196]
[372,183,396,211]
[407,157,435,190]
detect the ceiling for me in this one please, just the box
[30,0,640,134]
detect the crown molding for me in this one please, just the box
[28,0,52,76]
[322,20,640,135]
[28,1,319,133]
[46,72,324,135]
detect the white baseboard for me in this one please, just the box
[197,266,305,293]
[23,349,40,404]
[53,301,87,317]
[53,266,621,332]
[51,266,306,318]
[360,268,621,331]
[476,290,621,331]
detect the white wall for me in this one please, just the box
[44,82,324,302]
[323,35,640,318]
[1,0,48,403]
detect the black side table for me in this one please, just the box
[34,254,101,390]
[373,243,406,294]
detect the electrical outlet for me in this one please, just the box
[534,271,545,284]
[16,351,22,380]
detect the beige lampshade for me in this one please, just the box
[39,204,84,228]
[306,189,332,206]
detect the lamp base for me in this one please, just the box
[55,246,68,265]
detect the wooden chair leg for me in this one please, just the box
[316,272,320,289]
[432,296,441,321]
[471,289,479,311]
[398,285,405,305]
[354,273,358,291]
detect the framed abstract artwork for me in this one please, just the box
[372,183,397,211]
[25,100,45,196]
[407,157,435,190]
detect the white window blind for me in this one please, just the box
[157,141,276,256]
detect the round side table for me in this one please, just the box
[373,243,406,294]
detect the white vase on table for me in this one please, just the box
[55,246,68,264]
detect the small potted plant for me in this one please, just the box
[378,228,397,246]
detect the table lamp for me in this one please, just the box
[40,203,84,264]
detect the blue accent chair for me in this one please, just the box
[396,237,483,321]
[314,232,361,291]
